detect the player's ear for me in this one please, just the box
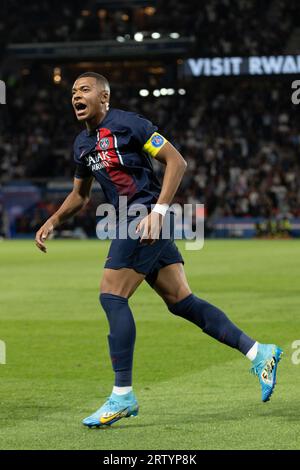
[100,90,110,104]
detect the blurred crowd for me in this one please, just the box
[1,70,300,230]
[168,78,300,221]
[13,197,97,238]
[1,0,300,237]
[0,0,298,56]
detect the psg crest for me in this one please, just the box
[99,137,110,150]
[151,134,164,147]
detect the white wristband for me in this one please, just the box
[152,203,169,217]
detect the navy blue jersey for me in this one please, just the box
[73,108,167,209]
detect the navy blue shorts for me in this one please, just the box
[104,213,184,287]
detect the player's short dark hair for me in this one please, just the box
[76,72,110,91]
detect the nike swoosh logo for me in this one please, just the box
[100,408,127,425]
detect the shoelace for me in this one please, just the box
[105,397,120,410]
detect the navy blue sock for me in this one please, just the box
[100,293,136,386]
[168,294,255,355]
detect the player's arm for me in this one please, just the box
[137,137,187,243]
[35,176,93,253]
[154,141,187,205]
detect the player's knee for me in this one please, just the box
[100,278,111,294]
[165,287,192,308]
[100,268,143,298]
[100,292,128,311]
[100,276,126,297]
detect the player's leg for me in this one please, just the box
[100,267,144,392]
[83,211,179,427]
[152,262,283,402]
[152,263,256,353]
[82,267,144,427]
[100,266,145,298]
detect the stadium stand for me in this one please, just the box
[0,0,300,238]
[1,0,298,55]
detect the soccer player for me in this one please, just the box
[35,72,283,427]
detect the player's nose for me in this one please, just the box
[73,92,83,102]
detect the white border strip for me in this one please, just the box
[113,134,124,165]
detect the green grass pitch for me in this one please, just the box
[0,239,299,450]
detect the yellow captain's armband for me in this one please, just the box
[142,132,168,158]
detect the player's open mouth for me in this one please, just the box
[75,102,88,115]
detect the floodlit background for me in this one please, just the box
[0,0,300,451]
[1,0,300,239]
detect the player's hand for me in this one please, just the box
[35,220,54,253]
[136,211,163,245]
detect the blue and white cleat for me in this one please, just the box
[82,391,139,427]
[250,344,283,402]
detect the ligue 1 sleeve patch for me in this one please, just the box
[142,132,167,157]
